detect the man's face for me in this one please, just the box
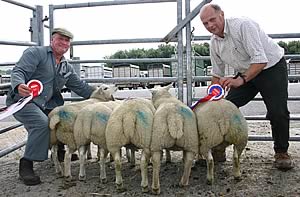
[200,6,225,37]
[51,33,71,55]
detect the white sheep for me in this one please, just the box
[73,100,123,183]
[193,99,248,185]
[48,84,117,180]
[150,84,198,195]
[105,98,155,193]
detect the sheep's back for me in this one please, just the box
[151,102,198,153]
[194,99,248,149]
[105,98,154,153]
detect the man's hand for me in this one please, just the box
[219,76,245,91]
[17,84,32,97]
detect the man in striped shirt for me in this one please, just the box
[199,3,293,171]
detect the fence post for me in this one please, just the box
[31,5,44,46]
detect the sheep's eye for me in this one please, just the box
[103,87,108,90]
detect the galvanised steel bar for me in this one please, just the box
[248,135,300,141]
[52,0,177,10]
[0,140,26,158]
[185,0,193,107]
[83,77,177,83]
[192,96,300,101]
[0,123,23,135]
[0,41,38,46]
[193,33,300,41]
[176,0,184,101]
[162,0,212,43]
[193,75,300,82]
[68,57,177,64]
[245,116,300,121]
[71,38,177,46]
[1,0,35,10]
[0,83,11,89]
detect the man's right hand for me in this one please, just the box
[17,84,32,97]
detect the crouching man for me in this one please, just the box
[6,28,95,185]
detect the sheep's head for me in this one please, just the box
[90,84,117,101]
[150,83,173,103]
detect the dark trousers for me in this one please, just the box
[226,57,290,153]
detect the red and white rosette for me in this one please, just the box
[27,79,43,98]
[0,80,43,120]
[190,84,224,110]
[206,84,225,101]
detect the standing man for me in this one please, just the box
[199,3,293,170]
[6,28,95,185]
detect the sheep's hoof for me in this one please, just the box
[55,171,64,178]
[234,176,242,182]
[87,155,92,160]
[151,188,161,195]
[179,182,188,188]
[78,175,86,181]
[142,186,149,193]
[100,178,107,184]
[116,183,126,193]
[64,176,73,182]
[206,179,213,185]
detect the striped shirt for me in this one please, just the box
[210,17,284,77]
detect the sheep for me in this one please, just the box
[48,84,117,180]
[105,98,155,193]
[150,84,198,195]
[73,100,123,183]
[193,98,248,185]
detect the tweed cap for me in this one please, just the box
[52,28,73,39]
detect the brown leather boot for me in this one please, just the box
[274,152,293,171]
[19,158,41,186]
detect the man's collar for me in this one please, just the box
[213,19,228,40]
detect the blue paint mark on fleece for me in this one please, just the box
[178,106,193,118]
[96,112,109,123]
[232,114,242,125]
[137,110,149,127]
[58,110,73,120]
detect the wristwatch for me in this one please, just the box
[234,72,247,84]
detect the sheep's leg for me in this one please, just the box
[140,149,150,193]
[51,145,64,177]
[179,151,194,187]
[78,145,87,181]
[233,145,242,180]
[113,150,126,192]
[99,148,108,183]
[151,151,161,195]
[130,148,136,167]
[165,149,171,163]
[206,149,214,185]
[126,148,131,163]
[126,147,135,167]
[86,143,92,160]
[64,146,74,182]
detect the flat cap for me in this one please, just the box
[52,27,73,39]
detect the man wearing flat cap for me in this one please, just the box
[6,27,95,186]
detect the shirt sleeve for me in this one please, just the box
[210,40,226,77]
[239,20,268,64]
[10,47,40,92]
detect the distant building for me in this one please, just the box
[287,58,300,82]
[81,64,112,79]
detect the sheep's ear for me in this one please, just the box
[165,83,173,91]
[149,89,158,96]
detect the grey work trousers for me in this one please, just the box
[226,57,290,153]
[13,103,50,161]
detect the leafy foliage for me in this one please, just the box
[106,40,300,70]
